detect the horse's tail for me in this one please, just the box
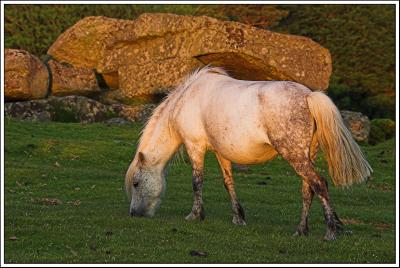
[306,91,372,187]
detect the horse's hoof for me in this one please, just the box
[232,217,246,226]
[185,211,204,221]
[293,223,308,236]
[185,212,198,221]
[293,227,309,237]
[323,231,337,241]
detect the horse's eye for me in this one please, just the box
[133,182,139,188]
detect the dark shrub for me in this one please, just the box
[369,118,395,145]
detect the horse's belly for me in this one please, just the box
[210,139,278,165]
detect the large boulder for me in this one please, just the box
[340,110,370,143]
[4,95,155,123]
[48,13,332,100]
[96,89,159,105]
[118,57,201,98]
[48,59,101,97]
[5,49,49,101]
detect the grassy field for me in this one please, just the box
[3,119,396,264]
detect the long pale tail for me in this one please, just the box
[306,91,373,187]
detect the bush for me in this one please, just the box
[369,118,395,145]
[327,83,395,120]
[364,94,396,119]
[327,82,368,114]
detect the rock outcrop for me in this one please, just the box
[48,59,101,97]
[5,14,334,124]
[118,57,200,98]
[5,49,49,101]
[48,13,332,101]
[4,96,155,123]
[340,110,371,142]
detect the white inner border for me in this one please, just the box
[1,1,398,267]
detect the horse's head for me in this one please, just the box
[125,152,166,217]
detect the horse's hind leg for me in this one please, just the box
[293,133,319,235]
[184,143,206,221]
[310,132,319,164]
[293,127,318,236]
[289,160,343,240]
[215,153,246,225]
[293,181,314,236]
[271,133,341,239]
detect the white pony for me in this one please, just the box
[125,66,372,240]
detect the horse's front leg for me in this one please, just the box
[185,168,205,221]
[216,153,246,225]
[184,143,206,221]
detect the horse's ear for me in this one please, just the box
[138,152,146,167]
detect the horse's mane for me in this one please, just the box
[137,66,228,150]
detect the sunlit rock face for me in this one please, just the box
[5,49,49,101]
[48,13,332,102]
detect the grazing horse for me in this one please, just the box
[125,66,372,240]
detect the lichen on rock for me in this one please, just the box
[48,13,332,103]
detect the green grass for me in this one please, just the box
[4,119,396,264]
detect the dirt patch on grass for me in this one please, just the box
[31,198,62,205]
[67,200,81,206]
[342,218,393,231]
[341,218,365,225]
[367,181,393,192]
[373,223,394,230]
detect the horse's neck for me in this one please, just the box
[137,110,181,171]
